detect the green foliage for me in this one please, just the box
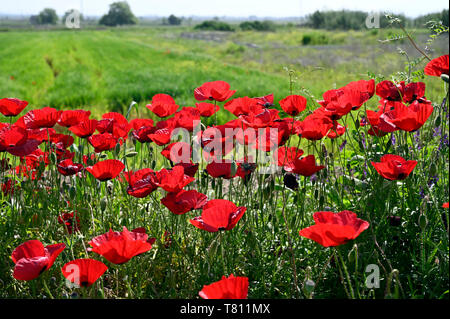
[168,14,182,26]
[99,1,137,27]
[194,20,234,31]
[30,8,58,25]
[239,20,276,32]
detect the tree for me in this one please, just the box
[30,8,58,25]
[168,14,182,25]
[99,1,137,27]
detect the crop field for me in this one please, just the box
[0,25,449,300]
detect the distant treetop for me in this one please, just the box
[99,1,137,27]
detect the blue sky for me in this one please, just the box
[0,0,448,17]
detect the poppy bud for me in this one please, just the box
[100,197,107,211]
[125,151,138,158]
[151,160,156,169]
[114,142,121,156]
[348,244,358,263]
[69,186,77,200]
[429,163,437,177]
[303,279,315,297]
[434,116,441,128]
[441,74,449,83]
[230,161,238,177]
[419,213,428,230]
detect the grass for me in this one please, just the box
[0,25,449,299]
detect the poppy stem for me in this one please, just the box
[335,248,355,299]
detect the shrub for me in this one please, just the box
[194,20,234,31]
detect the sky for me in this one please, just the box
[0,0,448,18]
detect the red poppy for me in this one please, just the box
[173,161,199,177]
[424,54,449,77]
[376,80,405,102]
[124,168,158,198]
[148,127,173,146]
[153,165,195,192]
[443,202,449,208]
[371,154,417,180]
[24,127,55,143]
[240,108,280,128]
[199,274,249,299]
[195,102,220,117]
[161,142,192,163]
[0,125,40,157]
[0,98,28,117]
[130,118,154,130]
[57,110,91,127]
[50,133,74,149]
[299,210,369,247]
[190,199,246,232]
[88,227,153,264]
[101,112,130,140]
[279,95,307,116]
[224,96,261,116]
[85,159,125,181]
[254,94,274,107]
[146,94,179,117]
[295,113,333,141]
[379,100,433,132]
[174,107,201,131]
[365,109,391,137]
[132,125,156,143]
[290,155,325,177]
[131,227,157,245]
[69,119,98,138]
[58,212,81,234]
[57,159,84,176]
[327,121,346,139]
[205,160,237,179]
[319,79,375,111]
[88,133,117,153]
[23,107,62,129]
[194,81,236,102]
[61,259,108,287]
[275,146,304,171]
[96,118,114,134]
[161,189,208,215]
[11,240,65,281]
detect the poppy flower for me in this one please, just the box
[195,102,220,117]
[290,155,325,177]
[0,125,40,157]
[50,133,74,149]
[205,160,237,179]
[23,107,62,129]
[319,80,374,111]
[295,114,333,141]
[254,94,274,107]
[161,189,208,215]
[57,110,91,127]
[101,112,130,140]
[61,259,108,288]
[148,127,173,146]
[96,118,114,134]
[424,54,449,77]
[279,95,307,116]
[224,96,261,116]
[130,118,154,130]
[153,165,195,192]
[380,100,433,132]
[190,199,246,232]
[194,81,236,102]
[88,133,117,153]
[173,161,199,177]
[146,94,179,118]
[174,107,201,131]
[57,159,84,176]
[88,227,153,264]
[240,108,280,128]
[85,159,125,181]
[132,125,156,143]
[58,212,81,234]
[443,202,449,208]
[365,109,391,137]
[327,121,346,139]
[124,168,158,198]
[68,119,98,138]
[371,154,417,180]
[11,240,65,281]
[199,274,249,299]
[25,127,55,143]
[376,80,405,102]
[299,210,369,247]
[161,142,192,163]
[275,146,304,171]
[0,98,28,117]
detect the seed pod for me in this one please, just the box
[419,213,428,230]
[125,151,138,158]
[441,74,449,83]
[114,142,121,156]
[100,197,107,211]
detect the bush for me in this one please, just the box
[301,32,330,45]
[239,20,276,32]
[194,20,234,31]
[99,1,137,27]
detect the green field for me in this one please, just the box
[0,25,449,300]
[1,26,447,120]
